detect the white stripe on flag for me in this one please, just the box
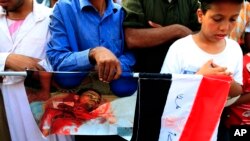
[158,74,231,141]
[158,75,202,141]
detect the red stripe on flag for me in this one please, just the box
[180,76,231,141]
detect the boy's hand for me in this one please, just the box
[196,59,232,76]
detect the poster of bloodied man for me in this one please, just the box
[24,70,138,140]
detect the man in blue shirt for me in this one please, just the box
[46,0,136,140]
[46,0,135,83]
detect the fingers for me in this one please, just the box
[210,61,232,76]
[26,64,45,71]
[197,59,232,76]
[148,21,162,28]
[114,64,122,80]
[211,62,219,68]
[105,63,116,82]
[90,47,122,83]
[23,57,45,71]
[98,59,121,83]
[98,62,105,82]
[36,65,46,71]
[5,54,44,71]
[214,68,232,76]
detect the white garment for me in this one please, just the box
[0,1,74,141]
[160,35,243,85]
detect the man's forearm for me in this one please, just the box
[229,80,243,98]
[233,92,250,105]
[124,24,192,49]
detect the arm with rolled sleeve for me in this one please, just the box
[46,5,93,71]
[47,3,135,73]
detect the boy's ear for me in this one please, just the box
[197,9,203,23]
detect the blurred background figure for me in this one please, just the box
[229,0,250,54]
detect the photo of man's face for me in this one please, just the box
[78,90,101,111]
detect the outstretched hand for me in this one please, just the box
[89,46,122,83]
[196,59,232,76]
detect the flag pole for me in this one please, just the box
[0,71,171,79]
[0,71,140,77]
[0,71,138,77]
[0,71,27,76]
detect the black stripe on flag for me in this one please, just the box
[131,74,172,141]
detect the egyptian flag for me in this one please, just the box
[131,73,231,141]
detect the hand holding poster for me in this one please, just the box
[24,70,137,140]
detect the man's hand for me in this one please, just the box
[148,21,162,28]
[173,24,193,38]
[5,54,45,71]
[148,21,192,38]
[89,47,122,83]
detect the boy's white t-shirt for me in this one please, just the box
[160,35,243,86]
[160,35,243,141]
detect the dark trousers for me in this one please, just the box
[0,91,11,141]
[217,109,230,141]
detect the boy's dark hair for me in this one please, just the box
[199,0,244,13]
[76,88,101,97]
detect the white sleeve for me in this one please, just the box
[0,53,10,71]
[38,57,53,71]
[233,46,243,85]
[160,42,182,74]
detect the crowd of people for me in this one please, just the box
[0,0,250,141]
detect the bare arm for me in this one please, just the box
[233,92,250,105]
[228,80,243,98]
[124,24,192,49]
[5,54,45,71]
